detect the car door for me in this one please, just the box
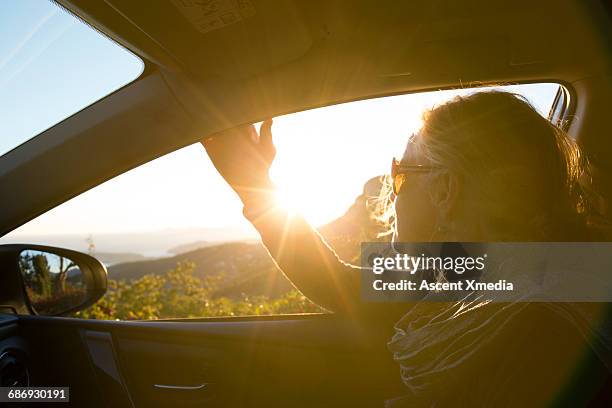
[14,313,402,408]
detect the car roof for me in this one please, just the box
[0,0,610,235]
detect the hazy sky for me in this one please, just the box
[1,1,559,246]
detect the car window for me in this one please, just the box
[0,0,143,158]
[1,83,561,320]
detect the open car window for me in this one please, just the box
[0,83,561,320]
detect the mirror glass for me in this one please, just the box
[18,250,88,315]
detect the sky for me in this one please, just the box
[0,0,143,156]
[0,1,559,254]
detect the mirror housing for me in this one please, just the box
[0,244,107,316]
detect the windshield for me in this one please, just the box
[0,0,144,157]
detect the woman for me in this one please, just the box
[203,91,607,405]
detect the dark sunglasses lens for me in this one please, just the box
[391,158,398,178]
[393,174,405,195]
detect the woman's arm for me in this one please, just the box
[202,120,361,314]
[242,191,362,314]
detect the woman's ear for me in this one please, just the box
[430,171,460,215]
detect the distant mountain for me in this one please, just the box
[2,226,257,258]
[168,241,213,255]
[318,175,387,260]
[95,252,150,266]
[109,241,294,298]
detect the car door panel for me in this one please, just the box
[16,314,405,408]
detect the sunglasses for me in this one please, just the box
[391,157,441,196]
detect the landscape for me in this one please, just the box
[73,176,388,320]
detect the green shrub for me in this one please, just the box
[75,262,323,320]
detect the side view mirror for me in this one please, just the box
[0,244,107,316]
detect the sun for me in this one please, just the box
[272,177,331,224]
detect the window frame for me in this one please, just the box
[1,80,572,322]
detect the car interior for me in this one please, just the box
[0,0,610,406]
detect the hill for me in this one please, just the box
[108,176,387,299]
[109,241,294,298]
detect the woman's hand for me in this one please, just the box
[202,119,276,205]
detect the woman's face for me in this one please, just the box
[394,175,439,242]
[393,138,453,242]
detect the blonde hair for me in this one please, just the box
[373,90,593,241]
